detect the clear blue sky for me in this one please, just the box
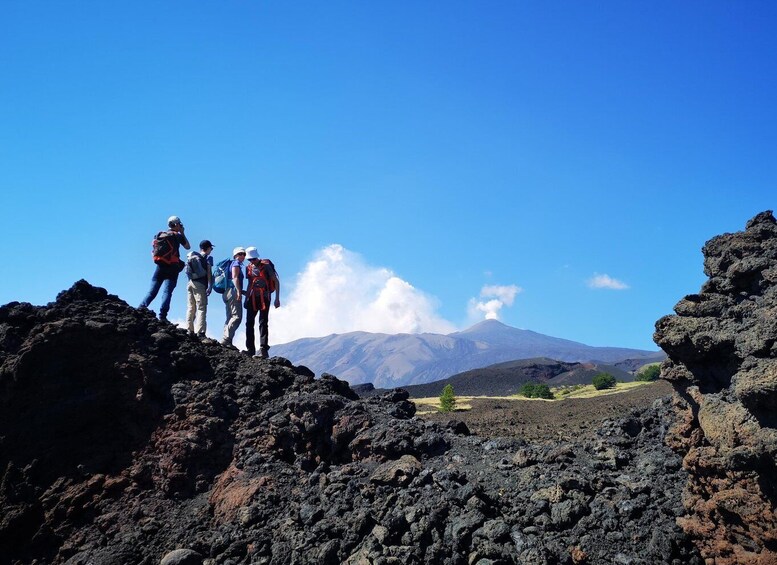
[1,2,775,350]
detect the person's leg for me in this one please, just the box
[222,289,234,343]
[192,281,207,336]
[186,281,196,334]
[159,273,178,320]
[233,297,243,341]
[258,307,270,358]
[223,289,243,344]
[199,282,208,336]
[245,306,257,355]
[139,267,163,308]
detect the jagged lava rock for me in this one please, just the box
[0,280,700,564]
[655,210,777,564]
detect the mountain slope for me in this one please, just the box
[272,319,662,388]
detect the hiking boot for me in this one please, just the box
[259,351,269,359]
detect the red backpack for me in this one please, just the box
[246,259,277,310]
[152,231,180,265]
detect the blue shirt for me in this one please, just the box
[229,259,244,290]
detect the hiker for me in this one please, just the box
[185,239,215,337]
[243,246,281,358]
[140,215,190,321]
[221,247,246,346]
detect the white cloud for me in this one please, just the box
[587,273,629,290]
[468,284,522,321]
[269,244,457,344]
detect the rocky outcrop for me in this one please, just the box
[0,281,700,564]
[655,210,777,564]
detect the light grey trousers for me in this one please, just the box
[186,280,208,336]
[222,287,243,344]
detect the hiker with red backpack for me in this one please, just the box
[244,246,280,358]
[139,215,191,321]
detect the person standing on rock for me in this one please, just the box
[185,239,215,337]
[243,246,281,358]
[221,247,246,346]
[140,215,190,321]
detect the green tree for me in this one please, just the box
[533,383,554,399]
[636,364,661,382]
[592,372,617,390]
[519,382,554,399]
[439,384,456,412]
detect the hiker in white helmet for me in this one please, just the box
[139,216,190,321]
[221,246,246,346]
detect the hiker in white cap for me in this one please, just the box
[221,246,246,346]
[139,215,190,321]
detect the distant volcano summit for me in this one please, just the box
[271,319,662,388]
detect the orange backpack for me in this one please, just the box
[246,259,277,310]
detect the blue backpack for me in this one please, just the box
[212,258,234,294]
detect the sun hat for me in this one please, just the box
[232,247,246,257]
[167,215,182,227]
[245,247,260,260]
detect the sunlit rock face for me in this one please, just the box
[655,210,777,565]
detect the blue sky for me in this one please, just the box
[1,2,775,350]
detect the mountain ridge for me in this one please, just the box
[272,319,661,388]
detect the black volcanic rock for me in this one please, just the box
[0,281,700,564]
[654,211,777,565]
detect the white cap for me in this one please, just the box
[245,246,260,260]
[167,215,181,227]
[232,247,246,258]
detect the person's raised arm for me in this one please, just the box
[178,224,191,250]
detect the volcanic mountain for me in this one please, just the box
[271,320,662,388]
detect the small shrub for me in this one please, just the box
[592,372,617,390]
[636,364,661,382]
[439,384,456,412]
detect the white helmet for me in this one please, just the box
[167,215,181,227]
[232,247,246,258]
[245,247,260,260]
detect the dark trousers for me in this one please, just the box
[245,306,269,356]
[140,265,178,317]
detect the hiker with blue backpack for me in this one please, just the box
[140,215,191,321]
[217,247,246,346]
[185,239,215,337]
[243,246,281,358]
